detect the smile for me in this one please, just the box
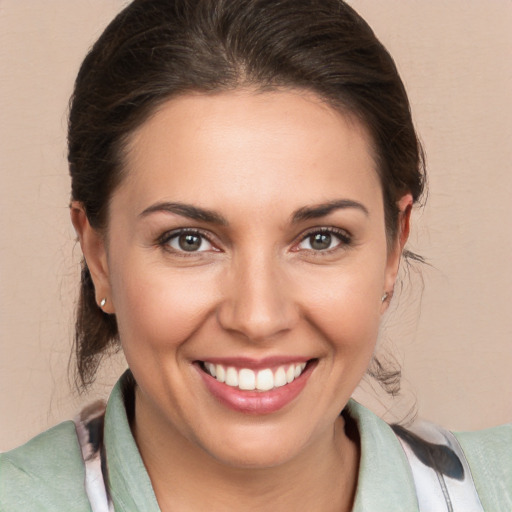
[196,358,317,414]
[202,362,308,392]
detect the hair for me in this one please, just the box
[69,0,425,391]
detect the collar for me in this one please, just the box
[346,400,419,511]
[103,372,418,511]
[104,372,160,511]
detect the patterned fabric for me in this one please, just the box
[392,421,484,512]
[73,386,482,512]
[74,401,113,512]
[2,373,510,511]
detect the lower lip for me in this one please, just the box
[197,362,316,415]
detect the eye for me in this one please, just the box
[161,230,215,253]
[296,228,351,252]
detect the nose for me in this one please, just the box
[216,252,299,342]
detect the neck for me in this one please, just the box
[133,388,359,512]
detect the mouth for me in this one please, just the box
[195,358,317,414]
[200,360,311,392]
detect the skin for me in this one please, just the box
[72,89,412,511]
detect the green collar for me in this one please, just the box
[104,373,418,512]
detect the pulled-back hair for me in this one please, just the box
[69,0,425,391]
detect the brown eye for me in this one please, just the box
[164,231,214,253]
[179,234,202,251]
[296,228,351,252]
[310,233,332,250]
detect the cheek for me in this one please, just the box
[109,257,222,353]
[295,262,384,350]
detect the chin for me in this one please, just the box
[207,436,306,470]
[192,414,326,471]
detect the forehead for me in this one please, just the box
[117,89,382,217]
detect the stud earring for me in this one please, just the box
[381,292,389,303]
[99,298,107,308]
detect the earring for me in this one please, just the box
[99,298,107,308]
[381,292,389,303]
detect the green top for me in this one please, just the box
[1,376,511,511]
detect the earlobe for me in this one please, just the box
[70,202,114,313]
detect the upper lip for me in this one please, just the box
[196,356,313,370]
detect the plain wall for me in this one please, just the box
[1,0,511,451]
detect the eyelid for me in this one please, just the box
[292,226,352,252]
[157,227,220,253]
[156,226,351,255]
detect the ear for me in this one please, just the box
[382,193,413,309]
[70,201,114,314]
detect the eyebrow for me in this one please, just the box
[139,198,368,225]
[291,199,369,223]
[139,202,228,225]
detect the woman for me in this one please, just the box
[1,1,510,510]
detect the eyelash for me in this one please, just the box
[157,227,352,255]
[157,228,218,256]
[294,227,352,253]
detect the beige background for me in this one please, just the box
[1,1,511,451]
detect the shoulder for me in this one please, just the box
[454,423,512,511]
[0,421,91,511]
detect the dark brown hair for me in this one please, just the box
[69,0,425,391]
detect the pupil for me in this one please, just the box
[311,233,331,250]
[179,234,201,251]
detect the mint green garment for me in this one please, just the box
[1,376,511,511]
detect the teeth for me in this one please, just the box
[239,369,256,390]
[274,366,287,388]
[225,367,238,387]
[286,365,295,383]
[204,362,308,391]
[206,362,216,378]
[256,369,274,391]
[216,364,225,383]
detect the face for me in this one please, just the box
[80,89,409,469]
